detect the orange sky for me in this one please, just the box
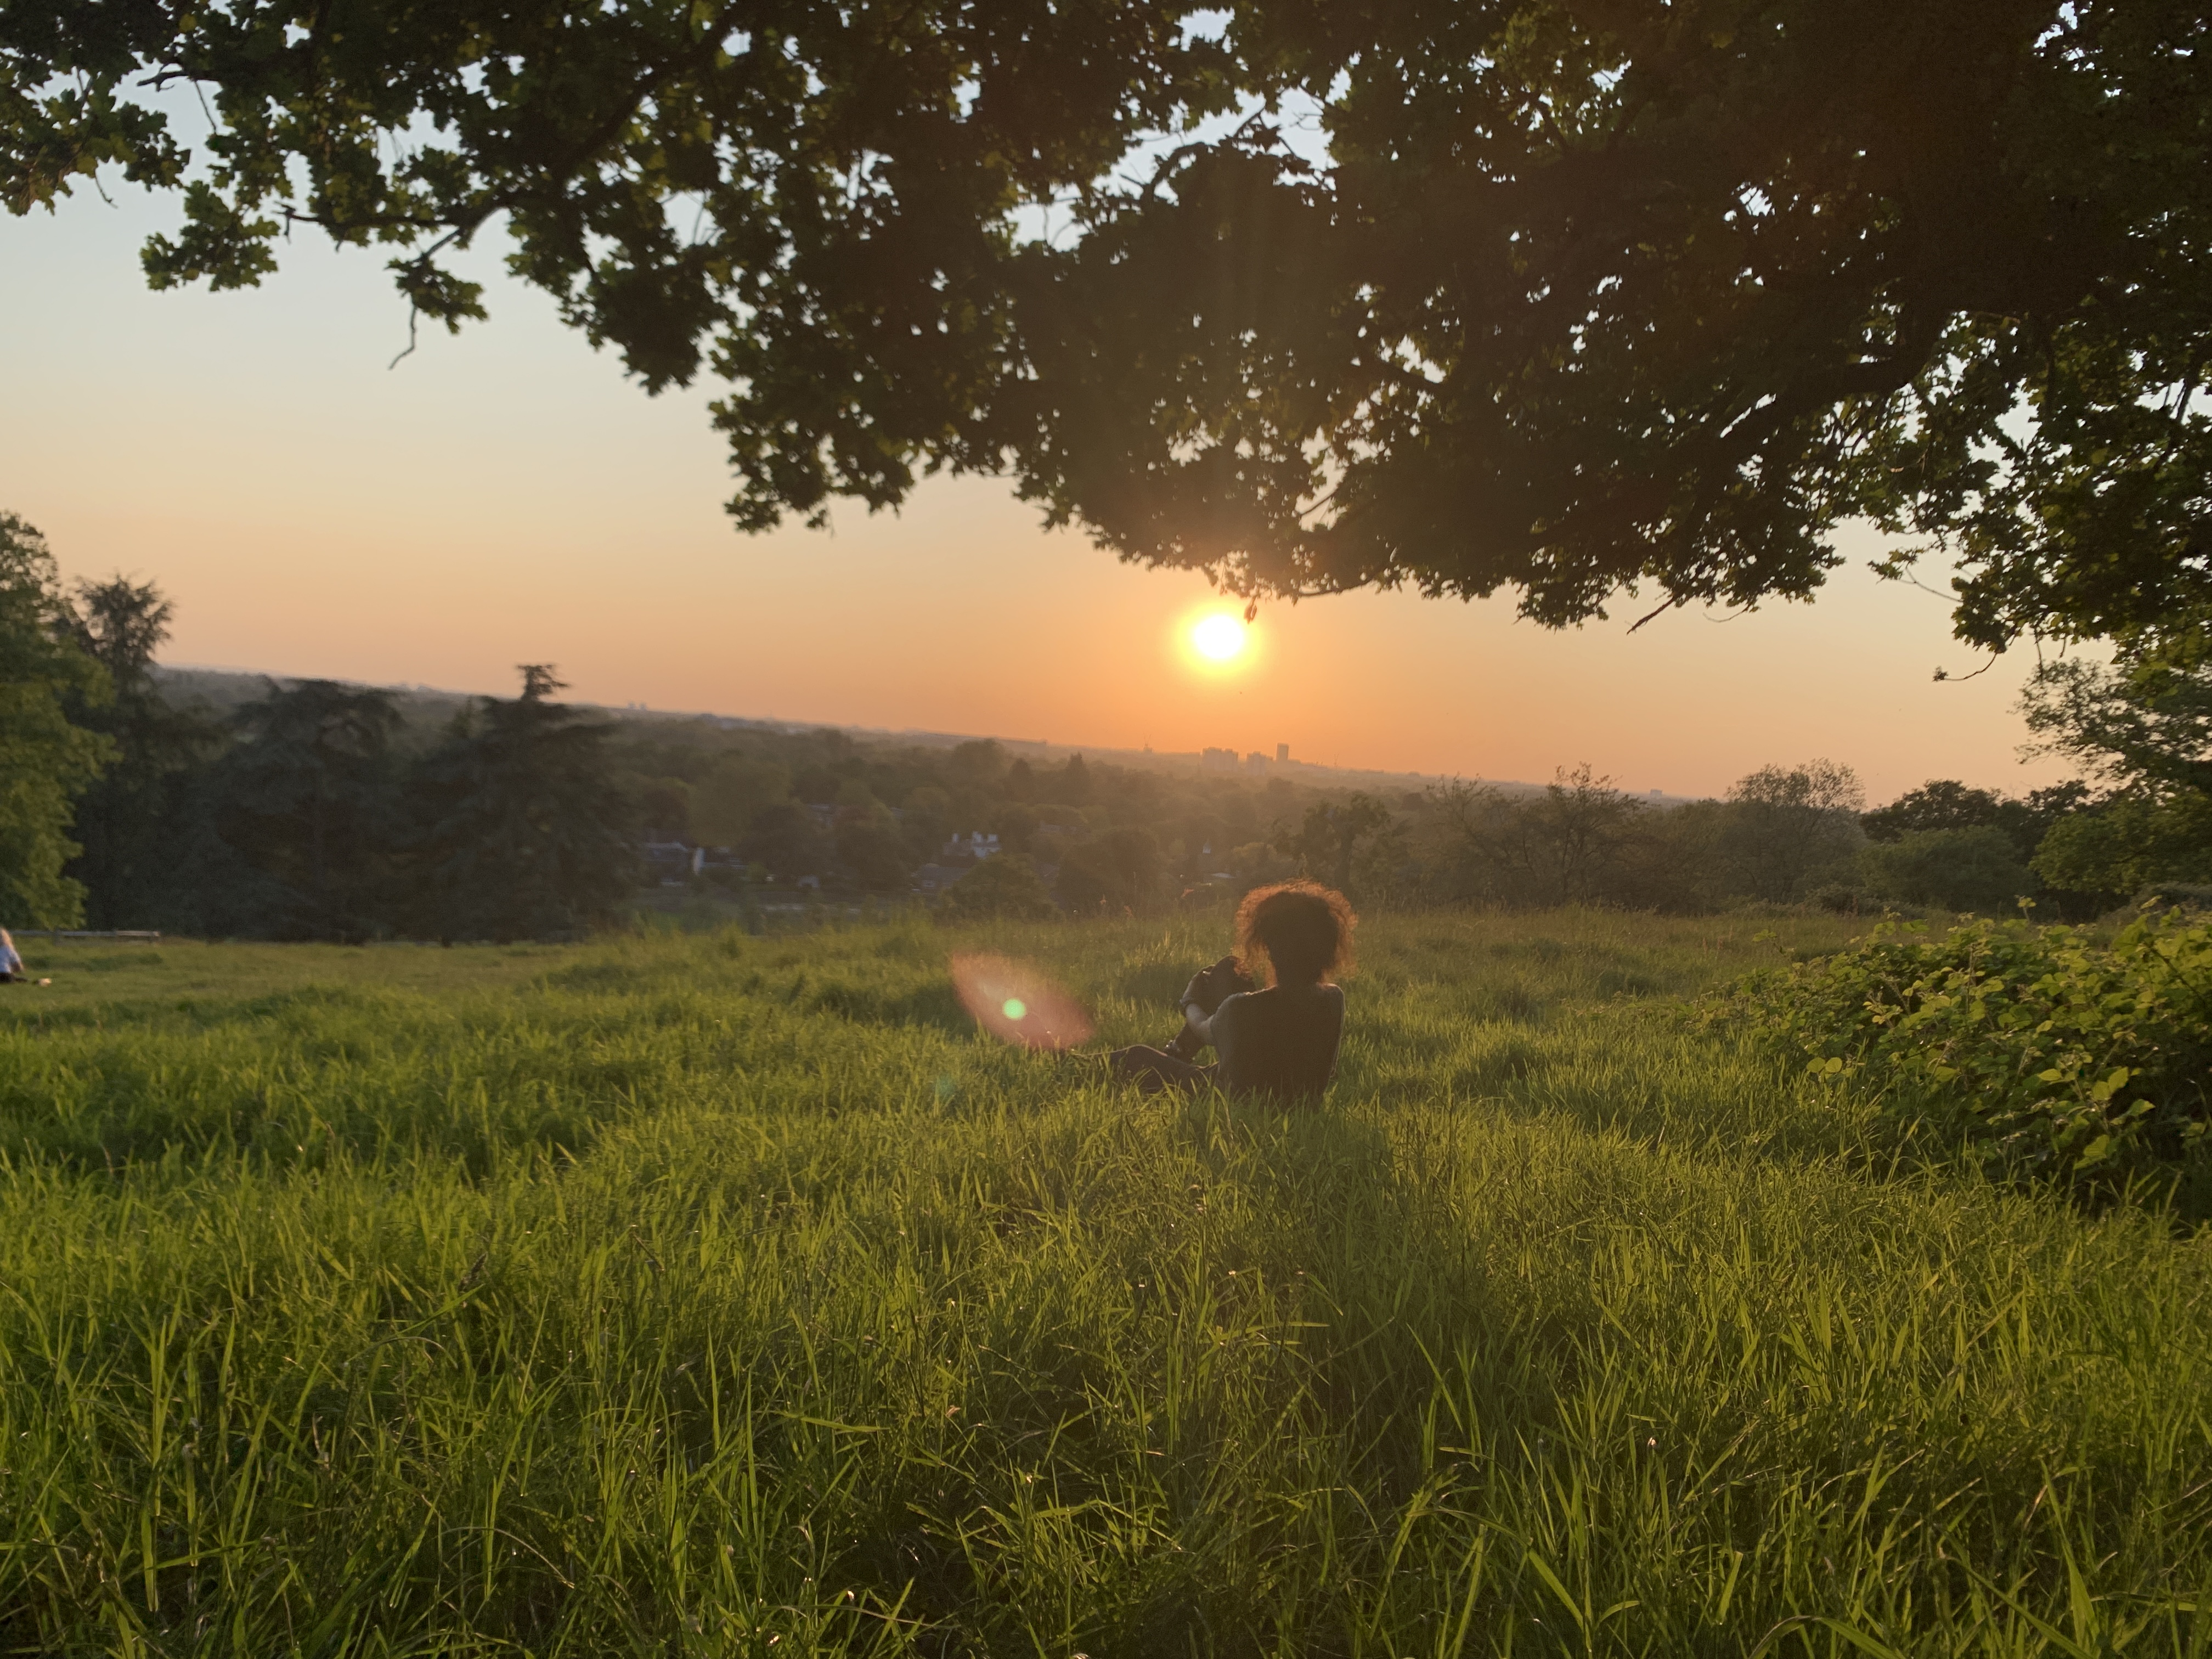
[2,185,2079,804]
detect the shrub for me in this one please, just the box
[1701,911,2212,1204]
[2139,882,2212,915]
[1810,882,1864,915]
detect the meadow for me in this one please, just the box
[0,911,2206,1656]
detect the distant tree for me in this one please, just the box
[2021,781,2101,834]
[65,575,171,680]
[2019,636,2212,895]
[1415,780,1515,904]
[1632,800,1731,913]
[1861,827,2034,914]
[993,802,1040,859]
[60,574,220,927]
[632,776,694,840]
[740,803,831,881]
[0,514,111,926]
[210,679,405,939]
[1177,810,1233,877]
[1277,793,1394,896]
[835,814,911,894]
[1507,766,1649,906]
[898,785,954,864]
[1227,839,1301,896]
[945,741,1006,788]
[1221,791,1262,843]
[1861,776,2104,885]
[791,765,844,806]
[409,666,635,941]
[1862,781,2010,844]
[1004,759,1037,802]
[2032,797,2212,901]
[1418,769,1662,907]
[1054,754,1094,808]
[1057,826,1161,913]
[2024,646,2212,800]
[1723,760,1866,903]
[939,854,1058,923]
[690,756,792,847]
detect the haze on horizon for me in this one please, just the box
[2,184,2079,806]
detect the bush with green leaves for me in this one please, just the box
[1702,912,2212,1207]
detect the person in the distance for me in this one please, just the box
[1111,880,1354,1104]
[0,928,21,984]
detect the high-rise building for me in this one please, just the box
[1276,742,1290,763]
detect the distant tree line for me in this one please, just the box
[78,647,633,942]
[2,515,633,940]
[612,720,2156,923]
[1400,765,2107,919]
[5,509,2210,936]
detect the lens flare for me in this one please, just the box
[1192,613,1246,661]
[949,954,1095,1051]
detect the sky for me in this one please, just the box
[1,178,2078,804]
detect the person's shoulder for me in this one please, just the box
[1212,986,1274,1030]
[1223,983,1341,1020]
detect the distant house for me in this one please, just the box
[913,863,968,895]
[942,831,1000,861]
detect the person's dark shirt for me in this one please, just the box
[1203,981,1345,1102]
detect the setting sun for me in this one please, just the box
[1191,612,1248,662]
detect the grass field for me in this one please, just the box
[1,911,2207,1656]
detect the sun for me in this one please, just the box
[1190,612,1248,663]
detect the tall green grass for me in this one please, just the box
[1,912,2205,1655]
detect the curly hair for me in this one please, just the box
[1234,881,1357,987]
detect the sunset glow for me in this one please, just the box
[1190,612,1249,664]
[1,196,2080,802]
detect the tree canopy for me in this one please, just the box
[0,515,111,926]
[411,666,637,940]
[9,2,2205,643]
[61,573,217,928]
[2016,631,2212,896]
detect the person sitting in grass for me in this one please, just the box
[0,928,21,984]
[1111,880,1354,1103]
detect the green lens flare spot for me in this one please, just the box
[1002,998,1028,1020]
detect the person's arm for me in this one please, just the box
[1181,1000,1214,1047]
